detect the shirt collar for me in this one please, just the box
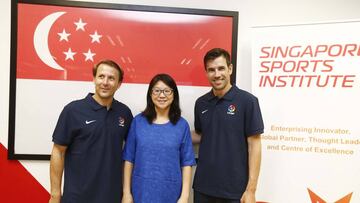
[206,86,236,101]
[86,93,116,111]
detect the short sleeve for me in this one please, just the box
[245,97,264,137]
[124,109,134,140]
[52,105,74,146]
[123,118,137,163]
[180,121,196,167]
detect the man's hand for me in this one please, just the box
[49,195,61,203]
[177,195,189,203]
[240,190,256,203]
[121,193,134,203]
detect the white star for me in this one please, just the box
[83,49,96,62]
[89,30,102,43]
[57,29,71,42]
[63,48,76,61]
[74,18,87,31]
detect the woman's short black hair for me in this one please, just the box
[142,73,181,125]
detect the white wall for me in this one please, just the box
[1,0,360,199]
[0,0,11,149]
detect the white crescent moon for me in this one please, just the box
[34,12,66,71]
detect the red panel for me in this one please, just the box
[17,3,233,86]
[0,143,49,202]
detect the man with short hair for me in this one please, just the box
[192,48,264,203]
[49,60,133,203]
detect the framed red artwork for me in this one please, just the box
[9,0,238,160]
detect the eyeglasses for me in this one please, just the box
[151,88,173,96]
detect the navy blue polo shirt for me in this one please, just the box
[52,93,133,203]
[193,86,264,199]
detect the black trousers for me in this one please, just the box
[194,190,240,203]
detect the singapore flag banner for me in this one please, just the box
[17,3,232,84]
[13,2,235,156]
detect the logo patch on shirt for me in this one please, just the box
[118,117,125,127]
[227,104,236,115]
[85,120,96,124]
[201,109,208,114]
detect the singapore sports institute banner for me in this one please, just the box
[252,21,360,203]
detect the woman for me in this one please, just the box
[122,73,196,203]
